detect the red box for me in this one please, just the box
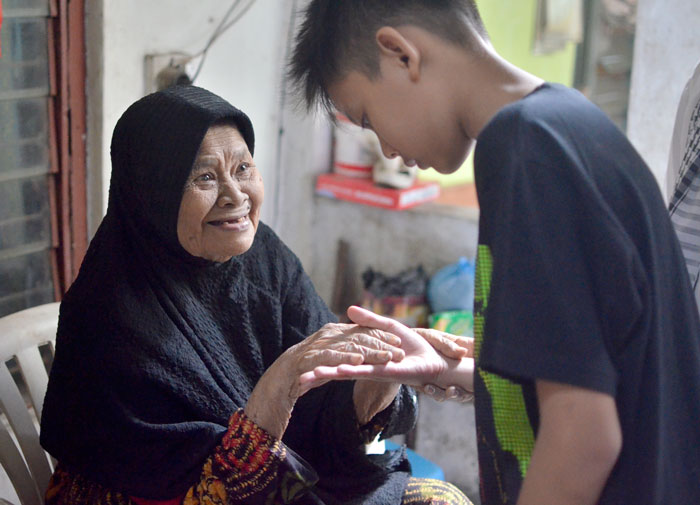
[315,173,440,210]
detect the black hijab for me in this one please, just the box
[39,86,266,496]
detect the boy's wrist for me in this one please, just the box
[436,357,475,393]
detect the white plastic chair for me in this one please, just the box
[0,302,59,505]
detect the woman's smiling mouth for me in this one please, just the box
[207,215,250,230]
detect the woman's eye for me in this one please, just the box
[237,162,253,177]
[195,173,215,183]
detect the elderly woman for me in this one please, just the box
[40,86,471,505]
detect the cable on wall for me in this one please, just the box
[190,0,257,84]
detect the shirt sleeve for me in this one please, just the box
[478,124,646,396]
[181,409,318,505]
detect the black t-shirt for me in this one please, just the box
[473,83,700,505]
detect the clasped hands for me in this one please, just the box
[245,305,473,438]
[301,305,475,402]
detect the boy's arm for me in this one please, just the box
[516,380,622,505]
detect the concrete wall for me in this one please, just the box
[627,0,700,196]
[307,198,479,309]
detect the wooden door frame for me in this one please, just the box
[48,0,87,297]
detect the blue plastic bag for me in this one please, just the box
[427,257,475,313]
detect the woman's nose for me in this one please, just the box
[217,179,247,207]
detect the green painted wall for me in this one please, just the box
[478,0,577,87]
[418,0,578,186]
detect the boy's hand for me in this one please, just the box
[412,328,473,402]
[412,328,474,359]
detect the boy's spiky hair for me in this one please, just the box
[288,0,488,114]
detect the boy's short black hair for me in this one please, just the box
[289,0,488,113]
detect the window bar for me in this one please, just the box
[46,6,63,297]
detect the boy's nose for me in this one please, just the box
[379,139,399,159]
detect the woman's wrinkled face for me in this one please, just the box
[177,125,263,262]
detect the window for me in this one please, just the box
[0,0,86,318]
[574,0,637,132]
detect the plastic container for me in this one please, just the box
[333,113,376,178]
[428,310,474,338]
[361,292,429,328]
[361,265,429,327]
[427,257,475,313]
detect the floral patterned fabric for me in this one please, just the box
[45,409,472,505]
[183,410,316,505]
[46,410,317,505]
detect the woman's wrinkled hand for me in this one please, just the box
[421,384,474,403]
[245,321,405,438]
[288,322,406,395]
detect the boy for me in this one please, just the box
[289,1,700,504]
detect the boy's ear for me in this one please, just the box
[375,26,421,81]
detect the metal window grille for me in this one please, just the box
[0,0,86,318]
[0,1,55,318]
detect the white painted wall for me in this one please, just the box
[86,0,296,235]
[627,0,700,196]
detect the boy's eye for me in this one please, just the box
[361,114,371,129]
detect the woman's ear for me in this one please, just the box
[375,26,421,82]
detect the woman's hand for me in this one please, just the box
[422,384,474,403]
[412,329,474,402]
[244,321,405,439]
[301,306,474,395]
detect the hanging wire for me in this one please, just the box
[216,0,258,39]
[190,0,257,83]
